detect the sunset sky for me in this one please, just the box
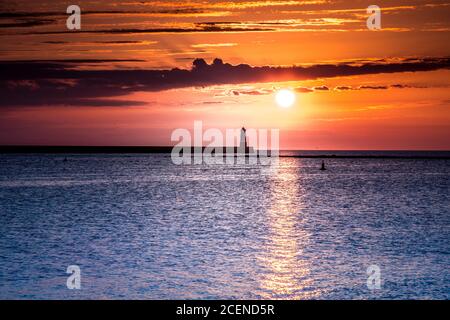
[1,0,449,149]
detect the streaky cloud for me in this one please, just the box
[0,57,449,107]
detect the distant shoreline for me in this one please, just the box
[0,146,449,159]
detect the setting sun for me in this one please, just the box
[275,89,296,108]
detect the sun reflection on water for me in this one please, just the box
[258,160,322,299]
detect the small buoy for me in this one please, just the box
[320,160,326,171]
[63,157,68,162]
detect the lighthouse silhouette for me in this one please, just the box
[239,127,249,153]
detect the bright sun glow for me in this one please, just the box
[275,89,296,108]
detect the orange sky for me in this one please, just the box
[0,0,449,149]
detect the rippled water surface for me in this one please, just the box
[0,154,449,299]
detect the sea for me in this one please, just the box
[0,151,449,299]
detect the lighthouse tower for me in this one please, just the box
[240,127,248,152]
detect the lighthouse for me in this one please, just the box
[240,127,248,153]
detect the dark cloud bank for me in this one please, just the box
[1,57,449,107]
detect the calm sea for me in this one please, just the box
[0,152,449,299]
